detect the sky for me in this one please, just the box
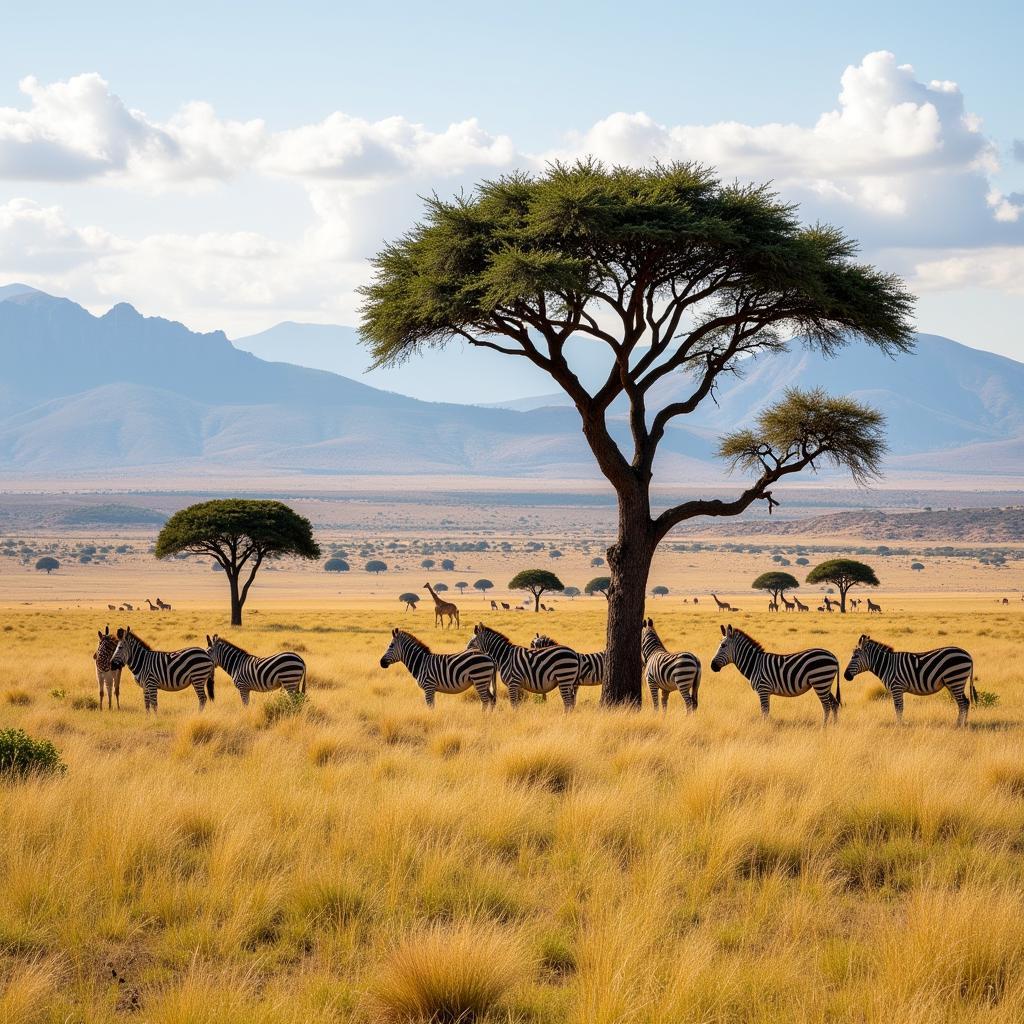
[0,0,1022,360]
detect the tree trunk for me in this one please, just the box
[838,585,848,613]
[601,495,654,707]
[533,590,541,612]
[228,571,243,627]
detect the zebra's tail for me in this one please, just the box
[206,673,215,702]
[489,672,497,706]
[834,672,842,707]
[970,664,977,705]
[300,666,307,695]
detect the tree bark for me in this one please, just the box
[228,571,243,626]
[601,491,655,707]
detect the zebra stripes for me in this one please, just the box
[530,633,604,689]
[207,634,306,706]
[711,624,841,724]
[92,625,122,710]
[381,628,496,708]
[111,626,215,712]
[844,634,975,725]
[468,624,580,710]
[641,618,701,712]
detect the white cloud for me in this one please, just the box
[0,197,115,272]
[912,247,1024,295]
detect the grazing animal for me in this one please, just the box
[467,624,580,710]
[817,606,826,613]
[693,598,699,606]
[794,597,809,612]
[490,600,498,611]
[110,627,214,712]
[1001,597,1009,606]
[424,583,459,629]
[155,597,172,611]
[640,618,701,712]
[531,633,603,691]
[844,634,976,726]
[145,599,159,612]
[380,628,495,708]
[711,624,841,724]
[207,634,306,706]
[501,602,511,611]
[123,603,133,611]
[92,625,122,710]
[768,601,778,612]
[711,593,731,612]
[822,597,837,612]
[781,596,796,612]
[867,599,882,614]
[849,599,860,610]
[107,604,116,611]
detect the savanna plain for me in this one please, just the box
[2,504,1024,1023]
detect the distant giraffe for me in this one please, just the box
[867,599,882,614]
[424,583,459,629]
[711,593,731,612]
[155,597,172,611]
[768,601,778,612]
[794,597,809,612]
[781,596,796,612]
[145,599,159,611]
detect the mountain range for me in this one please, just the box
[1,285,1022,483]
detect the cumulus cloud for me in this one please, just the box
[0,198,115,272]
[912,247,1024,295]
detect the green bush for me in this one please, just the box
[0,728,67,778]
[260,691,307,726]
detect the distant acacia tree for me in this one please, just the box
[473,579,494,597]
[421,558,435,570]
[563,586,581,599]
[399,592,419,611]
[156,499,319,626]
[433,582,449,592]
[651,585,669,597]
[911,561,925,572]
[35,556,59,574]
[441,558,455,571]
[455,581,469,594]
[591,557,605,568]
[366,560,388,575]
[585,577,611,600]
[752,571,800,604]
[806,559,879,612]
[361,162,911,703]
[509,569,564,612]
[324,557,350,572]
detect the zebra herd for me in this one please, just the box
[380,621,977,726]
[92,626,307,712]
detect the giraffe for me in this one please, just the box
[711,593,731,612]
[424,583,460,629]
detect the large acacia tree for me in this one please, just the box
[360,162,913,704]
[156,499,320,626]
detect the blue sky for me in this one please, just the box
[0,0,1021,359]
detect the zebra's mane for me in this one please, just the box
[863,636,893,653]
[396,630,432,655]
[730,628,764,652]
[217,636,251,657]
[127,632,153,650]
[477,624,513,646]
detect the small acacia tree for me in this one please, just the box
[35,556,59,574]
[455,581,469,594]
[585,576,611,600]
[156,499,320,625]
[361,161,912,703]
[651,585,669,597]
[752,571,800,604]
[806,559,879,612]
[366,560,387,575]
[399,592,419,611]
[509,568,564,612]
[473,579,494,597]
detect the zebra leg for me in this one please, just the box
[194,681,207,710]
[891,688,904,724]
[679,685,695,714]
[648,680,660,711]
[114,671,120,710]
[508,682,522,708]
[98,673,105,710]
[147,685,157,713]
[757,688,771,719]
[558,683,576,712]
[816,688,832,727]
[423,684,436,708]
[473,679,491,708]
[239,687,251,707]
[951,685,969,727]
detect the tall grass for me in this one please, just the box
[1,604,1023,1021]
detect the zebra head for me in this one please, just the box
[710,624,736,672]
[110,626,135,670]
[206,634,225,668]
[531,633,556,649]
[94,625,117,670]
[640,618,663,661]
[843,635,873,681]
[380,628,403,669]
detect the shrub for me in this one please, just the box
[5,689,32,706]
[366,921,528,1024]
[71,695,100,710]
[260,691,307,726]
[0,728,67,777]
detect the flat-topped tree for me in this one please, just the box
[156,499,320,626]
[585,576,611,600]
[806,559,879,612]
[752,571,800,604]
[509,568,564,612]
[361,161,913,704]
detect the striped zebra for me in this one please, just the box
[711,624,841,724]
[380,628,496,708]
[844,634,976,726]
[92,625,122,710]
[468,624,580,710]
[110,626,215,713]
[207,634,306,705]
[530,633,604,690]
[641,618,701,712]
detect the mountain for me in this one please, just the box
[1,288,1022,483]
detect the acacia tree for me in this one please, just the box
[361,162,913,704]
[156,500,320,625]
[509,568,564,612]
[806,559,879,612]
[585,576,611,600]
[752,571,800,604]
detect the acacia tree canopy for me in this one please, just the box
[585,576,611,599]
[360,161,913,703]
[752,571,800,602]
[155,499,320,626]
[509,568,564,612]
[806,559,879,612]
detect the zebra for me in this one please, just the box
[92,624,122,710]
[710,624,841,724]
[207,634,306,706]
[110,626,215,712]
[530,633,604,692]
[844,634,976,726]
[467,624,580,710]
[641,618,701,712]
[380,628,496,708]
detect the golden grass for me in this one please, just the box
[1,602,1023,1022]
